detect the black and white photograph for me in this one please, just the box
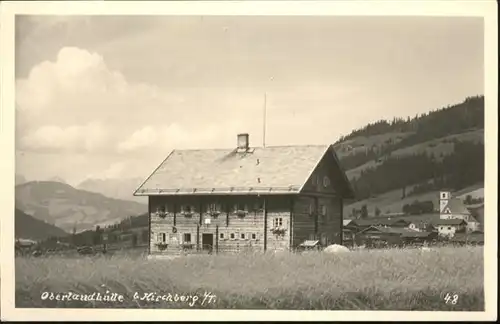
[0,0,497,321]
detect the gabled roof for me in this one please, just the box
[299,240,320,247]
[441,198,471,215]
[434,218,467,225]
[359,226,434,238]
[343,219,353,226]
[134,145,354,197]
[351,218,410,227]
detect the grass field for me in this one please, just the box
[15,246,484,310]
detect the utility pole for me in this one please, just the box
[263,93,267,148]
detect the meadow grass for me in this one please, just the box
[15,246,484,310]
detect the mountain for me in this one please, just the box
[15,181,147,232]
[15,208,68,241]
[46,176,67,184]
[335,95,485,217]
[76,177,146,203]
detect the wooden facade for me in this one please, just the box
[136,135,354,256]
[148,174,344,255]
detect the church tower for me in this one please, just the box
[439,191,451,218]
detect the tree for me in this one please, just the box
[93,225,102,246]
[360,205,368,219]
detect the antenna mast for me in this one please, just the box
[263,93,267,148]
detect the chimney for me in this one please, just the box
[237,133,249,150]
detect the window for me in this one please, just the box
[448,227,452,230]
[208,203,221,213]
[319,205,327,216]
[184,233,191,243]
[240,233,246,240]
[182,205,194,213]
[230,233,235,240]
[309,203,316,216]
[273,217,283,227]
[157,233,166,242]
[323,176,330,187]
[254,200,265,211]
[220,232,225,240]
[251,233,257,240]
[234,203,247,212]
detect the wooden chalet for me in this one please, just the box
[348,218,410,231]
[134,134,355,256]
[356,226,437,247]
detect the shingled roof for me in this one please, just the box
[441,198,471,215]
[350,218,410,227]
[433,218,467,225]
[134,144,354,197]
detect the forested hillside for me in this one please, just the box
[335,95,484,215]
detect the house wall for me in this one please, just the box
[437,224,466,237]
[466,221,480,232]
[440,212,471,221]
[148,195,291,255]
[291,195,342,248]
[301,150,339,195]
[289,150,344,248]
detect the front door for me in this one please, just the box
[202,233,214,251]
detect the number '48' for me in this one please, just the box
[444,293,459,304]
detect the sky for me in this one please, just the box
[14,15,484,186]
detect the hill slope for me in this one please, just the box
[15,181,147,232]
[336,95,484,217]
[15,208,68,241]
[76,177,146,203]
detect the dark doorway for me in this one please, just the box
[202,233,214,252]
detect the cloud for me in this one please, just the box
[19,121,109,153]
[15,46,184,154]
[117,123,224,153]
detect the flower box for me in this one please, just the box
[156,211,167,219]
[181,243,194,250]
[236,210,247,217]
[270,227,287,236]
[209,211,221,217]
[156,242,168,251]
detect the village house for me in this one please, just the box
[347,218,410,231]
[434,218,468,238]
[355,226,437,248]
[342,219,358,246]
[439,191,480,232]
[134,134,355,256]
